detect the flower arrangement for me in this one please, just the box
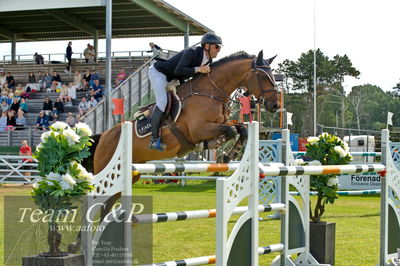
[301,132,353,222]
[32,121,94,255]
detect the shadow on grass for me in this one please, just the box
[323,212,380,219]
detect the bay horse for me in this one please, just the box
[94,50,279,174]
[68,50,279,253]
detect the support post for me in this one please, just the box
[184,23,189,49]
[11,33,17,64]
[105,0,112,130]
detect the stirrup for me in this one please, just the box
[149,138,167,152]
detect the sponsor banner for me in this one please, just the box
[338,172,381,190]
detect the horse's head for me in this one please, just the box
[244,50,279,112]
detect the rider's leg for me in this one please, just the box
[148,65,168,151]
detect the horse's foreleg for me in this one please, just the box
[199,124,237,150]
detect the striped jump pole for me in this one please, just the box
[143,244,285,266]
[132,162,283,175]
[132,203,286,224]
[293,151,382,157]
[289,189,381,196]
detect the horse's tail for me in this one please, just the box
[82,133,102,173]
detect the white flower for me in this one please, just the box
[75,123,92,137]
[36,143,43,152]
[334,146,347,158]
[62,173,76,186]
[307,137,319,144]
[295,158,305,166]
[320,132,329,138]
[71,162,94,181]
[60,181,72,190]
[63,128,81,145]
[51,121,69,131]
[83,172,94,181]
[40,131,59,142]
[308,160,322,166]
[47,172,62,181]
[343,142,350,153]
[327,177,339,187]
[32,182,39,189]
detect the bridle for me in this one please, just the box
[246,60,278,105]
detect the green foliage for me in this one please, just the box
[305,133,353,222]
[31,122,95,219]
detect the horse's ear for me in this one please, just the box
[267,55,277,65]
[256,50,264,65]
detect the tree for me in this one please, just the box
[278,49,360,137]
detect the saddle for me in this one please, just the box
[134,90,182,138]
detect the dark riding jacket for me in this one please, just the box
[154,46,211,82]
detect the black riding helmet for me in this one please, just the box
[201,32,223,46]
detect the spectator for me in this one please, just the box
[6,72,15,89]
[78,97,90,116]
[115,68,127,86]
[82,69,91,90]
[1,91,7,103]
[44,72,52,91]
[149,42,162,57]
[89,96,98,108]
[19,98,28,113]
[65,112,75,127]
[83,43,94,63]
[89,69,99,88]
[73,70,83,91]
[0,72,6,90]
[42,97,53,117]
[6,93,14,105]
[37,71,45,91]
[68,82,77,102]
[10,97,20,114]
[25,72,37,92]
[6,110,16,130]
[15,110,26,130]
[89,79,103,101]
[19,140,32,176]
[66,41,73,72]
[36,111,49,130]
[51,71,62,92]
[53,97,64,119]
[1,100,9,113]
[75,114,82,123]
[0,111,7,131]
[34,52,44,64]
[14,85,24,98]
[59,84,71,105]
[89,45,96,63]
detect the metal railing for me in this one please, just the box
[0,155,40,183]
[81,49,177,134]
[1,50,163,66]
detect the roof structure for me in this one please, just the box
[0,0,212,43]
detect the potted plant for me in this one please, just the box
[304,132,353,265]
[23,121,94,266]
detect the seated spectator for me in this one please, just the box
[89,96,98,108]
[19,140,32,177]
[68,82,77,102]
[0,72,6,90]
[6,110,16,130]
[73,70,83,91]
[75,114,82,123]
[10,97,20,114]
[89,79,103,101]
[65,112,75,127]
[34,52,44,64]
[44,72,52,90]
[53,97,64,119]
[37,71,45,91]
[89,69,99,88]
[51,71,62,92]
[36,111,49,130]
[0,111,6,131]
[14,84,24,98]
[60,84,72,106]
[6,93,14,105]
[115,68,127,86]
[78,97,90,116]
[0,91,7,103]
[19,98,28,113]
[6,72,15,89]
[15,110,26,130]
[42,97,53,118]
[82,69,91,90]
[25,72,38,92]
[1,100,9,113]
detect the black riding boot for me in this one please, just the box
[149,107,167,152]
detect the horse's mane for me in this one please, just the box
[210,51,255,68]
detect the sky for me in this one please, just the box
[1,0,399,93]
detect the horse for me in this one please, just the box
[68,50,279,253]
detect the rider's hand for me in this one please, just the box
[196,65,210,74]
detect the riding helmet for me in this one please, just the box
[201,32,223,45]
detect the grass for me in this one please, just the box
[0,182,383,266]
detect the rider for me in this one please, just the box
[148,32,223,151]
